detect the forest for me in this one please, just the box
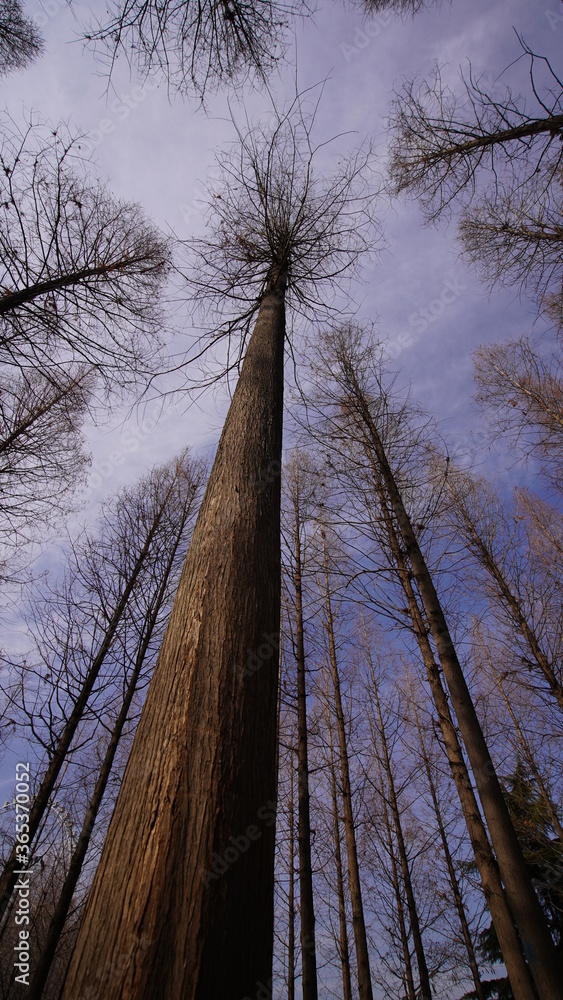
[0,0,561,998]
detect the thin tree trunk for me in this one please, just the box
[0,481,174,923]
[409,688,485,1000]
[359,457,536,1000]
[367,662,432,1000]
[0,258,147,314]
[288,749,295,1000]
[326,698,353,1000]
[27,499,190,1000]
[291,469,319,1000]
[61,275,286,1000]
[345,361,561,1000]
[377,756,416,1000]
[321,533,374,1000]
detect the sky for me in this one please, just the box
[3,0,560,504]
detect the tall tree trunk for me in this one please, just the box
[321,533,374,1000]
[409,687,485,1000]
[377,756,416,1000]
[345,360,561,1000]
[288,747,296,1000]
[367,661,432,1000]
[291,466,319,1000]
[359,458,535,1000]
[326,697,353,1000]
[0,480,175,924]
[61,276,286,1000]
[27,501,190,1000]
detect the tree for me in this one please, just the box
[81,0,309,98]
[0,366,95,560]
[473,334,563,491]
[0,452,203,924]
[0,0,43,75]
[305,323,559,999]
[61,99,375,1000]
[0,115,172,393]
[284,453,319,1000]
[387,41,563,316]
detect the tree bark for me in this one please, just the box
[321,533,374,1000]
[0,480,174,923]
[367,661,432,1000]
[27,495,191,1000]
[288,749,296,1000]
[291,464,319,1000]
[326,699,353,1000]
[61,277,286,1000]
[345,363,561,1000]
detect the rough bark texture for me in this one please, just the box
[292,479,319,1000]
[322,536,374,1000]
[288,752,296,1000]
[349,373,561,1000]
[61,279,286,1000]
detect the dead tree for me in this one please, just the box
[0,0,43,74]
[61,99,375,1000]
[387,40,563,314]
[0,115,172,393]
[81,0,310,97]
[308,325,561,1000]
[0,454,202,924]
[324,694,353,1000]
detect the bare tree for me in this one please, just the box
[387,41,563,313]
[473,333,563,489]
[61,98,376,1000]
[0,366,95,556]
[0,0,43,75]
[0,116,172,393]
[305,323,558,999]
[81,0,309,98]
[0,453,203,924]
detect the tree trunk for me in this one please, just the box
[288,749,296,1000]
[378,757,416,1000]
[367,661,432,1000]
[61,276,286,1000]
[410,689,485,1000]
[0,481,174,923]
[27,499,190,1000]
[291,467,319,1000]
[346,365,561,1000]
[359,456,536,1000]
[326,699,353,1000]
[321,533,374,1000]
